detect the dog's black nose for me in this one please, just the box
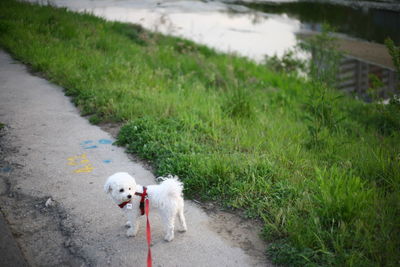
[127,195,132,199]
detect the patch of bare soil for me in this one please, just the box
[98,121,122,139]
[193,201,270,265]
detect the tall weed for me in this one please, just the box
[299,24,342,88]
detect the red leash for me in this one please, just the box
[135,187,152,267]
[145,195,152,267]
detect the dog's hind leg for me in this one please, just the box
[177,206,187,232]
[161,211,176,242]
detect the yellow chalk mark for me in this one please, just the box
[67,154,89,166]
[74,164,94,173]
[67,154,94,173]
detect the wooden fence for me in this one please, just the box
[337,56,398,100]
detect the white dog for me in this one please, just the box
[104,172,187,241]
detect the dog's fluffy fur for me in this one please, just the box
[104,172,187,241]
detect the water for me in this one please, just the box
[30,0,306,60]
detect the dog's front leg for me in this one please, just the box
[125,209,140,237]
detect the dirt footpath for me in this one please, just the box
[0,50,271,267]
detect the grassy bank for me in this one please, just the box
[0,0,399,266]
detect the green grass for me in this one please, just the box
[1,0,399,266]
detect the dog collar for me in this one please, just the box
[118,186,148,213]
[118,200,132,209]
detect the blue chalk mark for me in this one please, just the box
[99,139,112,145]
[80,139,112,149]
[103,160,112,164]
[84,145,98,149]
[2,167,12,173]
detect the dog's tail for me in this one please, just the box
[158,175,183,198]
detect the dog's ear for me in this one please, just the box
[104,180,113,194]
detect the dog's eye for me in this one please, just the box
[119,188,124,193]
[129,188,131,190]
